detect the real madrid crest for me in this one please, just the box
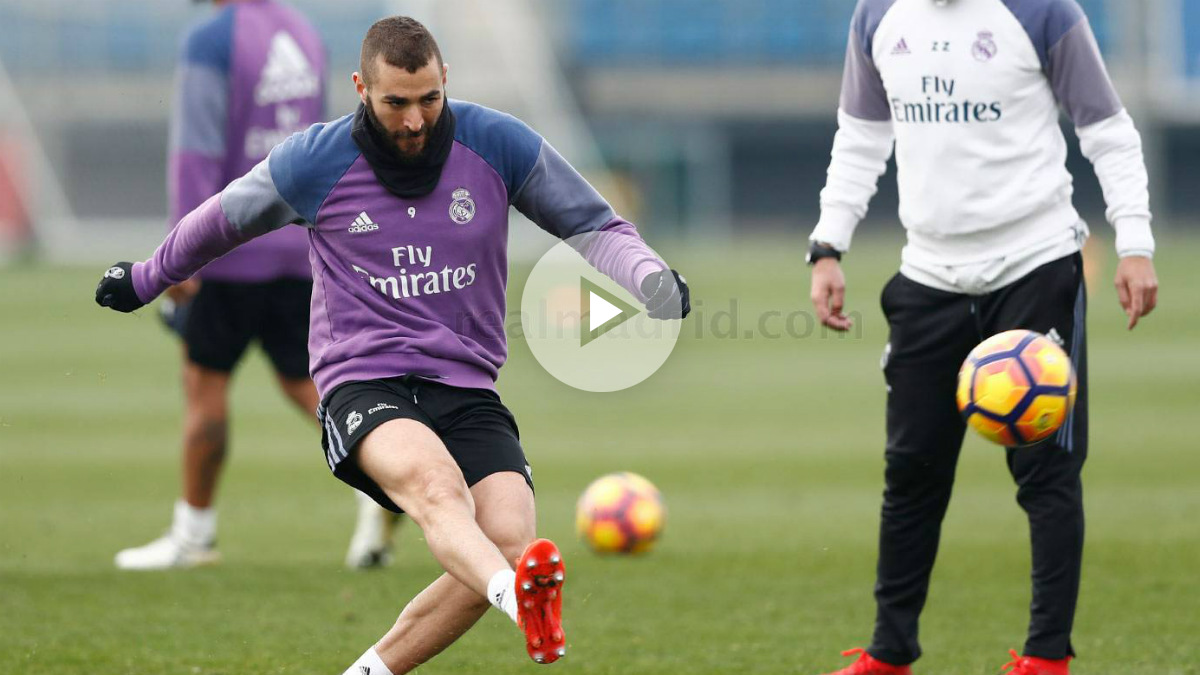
[449,187,476,225]
[972,30,998,62]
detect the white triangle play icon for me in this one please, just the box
[589,292,623,332]
[579,277,641,347]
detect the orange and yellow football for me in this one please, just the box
[957,330,1078,447]
[576,472,665,555]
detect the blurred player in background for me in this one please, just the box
[96,15,690,672]
[116,0,399,572]
[807,0,1159,673]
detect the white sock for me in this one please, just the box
[487,569,519,624]
[172,500,216,546]
[341,646,393,675]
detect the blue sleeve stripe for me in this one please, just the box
[268,113,361,225]
[1001,0,1087,69]
[169,64,228,155]
[852,0,900,60]
[450,100,542,202]
[181,6,234,74]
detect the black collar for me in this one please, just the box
[351,101,457,199]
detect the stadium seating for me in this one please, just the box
[569,0,1111,66]
[0,0,1114,73]
[0,1,379,73]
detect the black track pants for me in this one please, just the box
[867,253,1088,665]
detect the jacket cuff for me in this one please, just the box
[810,207,860,252]
[131,261,166,304]
[1113,216,1155,259]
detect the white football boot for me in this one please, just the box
[114,501,221,570]
[344,491,401,569]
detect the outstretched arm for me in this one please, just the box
[97,157,305,312]
[513,139,688,318]
[1045,7,1158,328]
[810,3,895,330]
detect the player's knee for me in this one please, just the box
[482,505,536,563]
[412,470,473,517]
[186,415,229,457]
[1015,480,1082,514]
[492,526,535,564]
[884,451,955,492]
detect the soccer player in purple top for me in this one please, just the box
[113,0,399,572]
[96,16,689,671]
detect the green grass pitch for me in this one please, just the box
[1,235,1197,674]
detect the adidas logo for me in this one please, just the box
[348,211,379,234]
[255,31,319,106]
[892,38,911,55]
[359,667,371,675]
[1046,327,1065,347]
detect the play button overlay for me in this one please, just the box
[520,232,681,392]
[581,278,640,347]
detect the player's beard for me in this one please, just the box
[364,101,435,166]
[351,96,457,199]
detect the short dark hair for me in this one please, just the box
[360,16,444,84]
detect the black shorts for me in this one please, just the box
[316,376,533,513]
[183,279,311,379]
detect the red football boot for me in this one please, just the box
[818,649,913,675]
[515,538,566,664]
[1000,649,1071,675]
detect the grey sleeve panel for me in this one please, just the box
[219,158,306,236]
[168,64,228,156]
[852,0,899,60]
[1047,19,1123,127]
[840,27,892,122]
[511,140,617,239]
[1000,0,1086,69]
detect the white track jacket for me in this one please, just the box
[811,0,1154,294]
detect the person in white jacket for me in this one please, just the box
[807,1,1159,674]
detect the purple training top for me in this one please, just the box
[169,0,326,282]
[135,100,671,397]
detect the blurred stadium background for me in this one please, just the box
[1,2,1198,674]
[2,0,1200,258]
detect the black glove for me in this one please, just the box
[95,262,145,313]
[640,269,690,320]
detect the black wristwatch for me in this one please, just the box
[806,241,843,266]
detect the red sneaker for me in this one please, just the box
[515,539,566,664]
[1000,649,1071,675]
[818,649,913,675]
